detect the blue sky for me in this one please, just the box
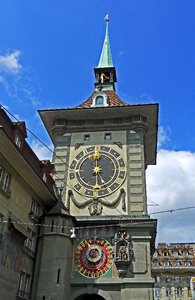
[0,1,195,243]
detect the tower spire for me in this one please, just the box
[94,15,117,91]
[98,14,113,68]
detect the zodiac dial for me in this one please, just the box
[69,146,126,198]
[75,238,113,278]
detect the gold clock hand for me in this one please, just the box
[93,147,101,160]
[93,159,101,191]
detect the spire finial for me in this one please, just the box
[97,14,113,68]
[104,13,109,22]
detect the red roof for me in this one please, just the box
[76,90,128,108]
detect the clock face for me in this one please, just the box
[69,146,126,198]
[75,238,113,278]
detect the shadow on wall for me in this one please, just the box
[75,295,105,300]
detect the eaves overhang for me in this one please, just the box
[39,103,159,165]
[0,127,57,206]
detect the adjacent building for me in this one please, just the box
[152,243,195,300]
[0,107,57,299]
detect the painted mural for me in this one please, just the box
[0,230,28,272]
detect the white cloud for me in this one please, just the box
[30,140,53,160]
[0,50,41,107]
[147,149,195,243]
[0,50,22,74]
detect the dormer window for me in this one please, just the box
[91,93,108,107]
[95,96,104,106]
[15,135,22,148]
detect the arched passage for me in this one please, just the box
[75,294,105,300]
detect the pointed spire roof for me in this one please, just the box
[46,198,71,217]
[98,15,114,68]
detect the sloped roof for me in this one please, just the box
[76,90,128,108]
[47,198,71,217]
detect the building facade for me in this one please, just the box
[152,243,195,300]
[36,18,159,300]
[0,107,57,299]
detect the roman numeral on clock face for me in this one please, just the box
[115,177,123,184]
[70,178,78,186]
[79,186,86,194]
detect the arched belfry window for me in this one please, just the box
[91,93,108,107]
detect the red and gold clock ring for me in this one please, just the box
[75,238,113,278]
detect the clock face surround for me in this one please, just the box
[75,238,113,278]
[69,146,126,198]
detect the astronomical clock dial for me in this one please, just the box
[75,238,113,278]
[69,146,126,198]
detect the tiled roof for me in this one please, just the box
[76,90,128,108]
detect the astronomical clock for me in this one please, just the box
[75,238,113,278]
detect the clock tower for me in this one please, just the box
[36,17,158,300]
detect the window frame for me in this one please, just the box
[84,134,90,141]
[0,166,11,196]
[24,229,36,255]
[17,271,30,298]
[104,132,112,141]
[91,93,108,107]
[95,95,104,106]
[29,200,40,221]
[15,135,22,148]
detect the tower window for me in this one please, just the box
[84,134,90,141]
[57,269,61,284]
[51,220,55,232]
[91,93,108,107]
[95,95,104,106]
[104,133,112,140]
